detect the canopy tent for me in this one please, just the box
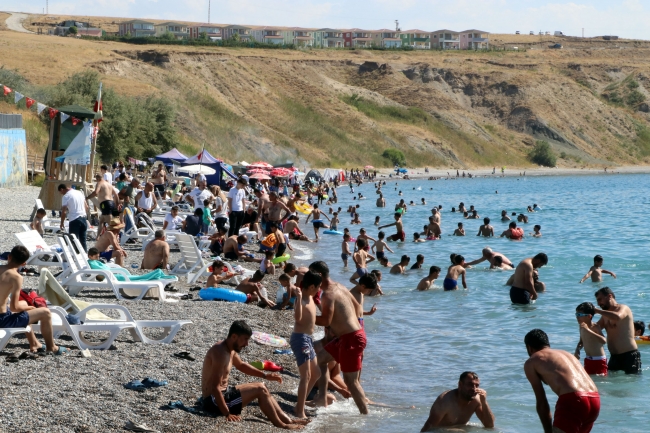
[155,148,188,165]
[322,168,345,182]
[184,150,221,165]
[305,169,322,182]
[176,164,216,175]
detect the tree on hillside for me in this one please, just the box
[529,140,556,167]
[382,148,406,166]
[68,26,78,35]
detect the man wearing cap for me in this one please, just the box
[94,218,128,266]
[227,178,248,237]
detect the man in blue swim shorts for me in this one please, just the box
[443,254,467,291]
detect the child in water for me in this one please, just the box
[372,231,393,260]
[341,233,352,267]
[416,266,441,291]
[574,302,608,376]
[532,224,542,237]
[413,232,426,243]
[411,254,425,270]
[443,254,467,291]
[453,223,465,236]
[579,255,617,283]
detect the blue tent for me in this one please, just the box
[181,150,237,187]
[395,168,408,174]
[155,148,188,165]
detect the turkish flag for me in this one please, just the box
[25,97,35,109]
[71,117,80,126]
[49,108,59,120]
[3,85,11,96]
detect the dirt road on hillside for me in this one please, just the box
[5,12,33,33]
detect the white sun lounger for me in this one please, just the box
[121,207,156,246]
[0,326,32,352]
[56,235,167,302]
[38,269,191,345]
[14,230,67,272]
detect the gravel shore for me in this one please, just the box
[0,186,316,433]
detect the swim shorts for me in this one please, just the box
[100,200,115,216]
[553,391,600,433]
[153,184,165,196]
[312,220,325,229]
[290,332,316,367]
[341,253,349,261]
[443,278,458,291]
[224,251,239,260]
[389,231,406,242]
[0,309,29,328]
[201,386,243,416]
[356,267,368,278]
[99,250,113,262]
[584,356,608,376]
[376,251,385,260]
[509,286,531,304]
[608,349,642,374]
[243,294,253,303]
[276,243,287,257]
[324,328,366,373]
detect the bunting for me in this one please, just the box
[37,103,47,115]
[60,113,70,124]
[3,85,11,96]
[71,117,80,126]
[49,108,59,120]
[25,97,35,109]
[14,92,24,104]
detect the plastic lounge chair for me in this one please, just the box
[38,269,191,345]
[14,230,67,272]
[0,326,32,352]
[121,207,155,246]
[169,233,251,284]
[141,230,182,251]
[56,236,167,302]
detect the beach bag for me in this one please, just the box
[19,289,47,308]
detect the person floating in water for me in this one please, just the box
[420,371,495,431]
[443,254,467,291]
[573,302,608,376]
[580,255,616,283]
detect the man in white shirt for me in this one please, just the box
[187,181,214,212]
[227,178,248,236]
[101,165,113,184]
[58,183,89,252]
[163,206,184,231]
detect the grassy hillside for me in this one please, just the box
[4,28,650,168]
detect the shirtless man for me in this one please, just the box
[150,163,167,199]
[264,192,291,233]
[425,216,441,239]
[0,246,65,355]
[507,253,548,305]
[476,218,494,237]
[420,372,494,431]
[430,207,441,225]
[466,247,513,268]
[255,188,271,227]
[376,193,386,208]
[141,230,170,270]
[284,215,311,241]
[416,266,441,291]
[309,261,368,414]
[223,235,257,262]
[201,320,306,429]
[593,287,641,374]
[94,219,127,267]
[523,329,600,433]
[390,255,410,275]
[135,182,158,216]
[235,271,275,307]
[378,213,405,242]
[87,173,120,227]
[501,210,510,221]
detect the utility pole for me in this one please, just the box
[395,20,399,32]
[208,0,211,24]
[46,0,48,14]
[582,28,584,38]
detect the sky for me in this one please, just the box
[3,0,649,39]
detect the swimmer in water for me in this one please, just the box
[507,253,548,304]
[532,224,542,237]
[580,255,616,283]
[501,210,510,221]
[379,213,406,242]
[517,214,529,223]
[443,255,467,291]
[490,255,511,270]
[411,254,425,270]
[416,266,441,291]
[413,232,426,243]
[421,198,426,205]
[390,255,410,274]
[469,210,480,219]
[527,205,535,213]
[369,269,384,296]
[476,217,494,237]
[573,302,608,376]
[633,321,645,337]
[378,257,392,268]
[453,222,465,236]
[372,231,394,261]
[374,216,380,226]
[500,221,524,240]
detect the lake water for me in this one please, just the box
[290,173,650,433]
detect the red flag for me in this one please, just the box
[71,117,80,126]
[25,97,35,109]
[49,108,59,120]
[3,86,11,96]
[198,151,203,161]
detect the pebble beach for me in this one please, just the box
[0,186,310,433]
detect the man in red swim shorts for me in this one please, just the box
[524,329,600,433]
[378,212,405,242]
[310,261,369,414]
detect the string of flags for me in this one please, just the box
[1,83,97,126]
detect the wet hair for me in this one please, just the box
[358,274,378,290]
[459,371,479,382]
[284,263,296,273]
[371,269,382,278]
[237,235,248,244]
[36,208,46,215]
[594,255,603,263]
[429,265,441,275]
[400,254,410,263]
[634,321,645,335]
[413,232,420,240]
[228,320,253,338]
[454,255,464,265]
[524,329,550,350]
[356,238,367,249]
[378,231,385,239]
[457,222,463,228]
[576,302,595,315]
[451,207,456,212]
[88,247,99,256]
[450,253,457,263]
[533,253,548,265]
[9,245,29,265]
[154,230,165,239]
[301,270,323,290]
[509,221,517,229]
[309,261,330,278]
[534,224,541,230]
[493,255,503,266]
[416,254,424,261]
[194,208,204,217]
[595,286,615,299]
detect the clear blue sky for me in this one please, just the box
[2,0,647,38]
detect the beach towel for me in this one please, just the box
[88,260,175,281]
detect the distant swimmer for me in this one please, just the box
[517,214,529,223]
[500,221,524,240]
[573,302,608,376]
[533,204,542,211]
[476,218,494,237]
[501,210,511,221]
[527,205,535,213]
[453,223,465,236]
[420,371,495,431]
[443,255,467,291]
[579,255,616,283]
[416,266,441,291]
[593,287,641,374]
[425,216,441,240]
[507,253,548,304]
[410,254,425,270]
[466,247,513,268]
[413,232,426,243]
[468,210,480,219]
[458,202,467,213]
[532,225,542,237]
[524,329,600,433]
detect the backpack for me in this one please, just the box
[19,289,47,308]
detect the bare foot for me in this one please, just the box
[29,343,43,353]
[292,418,311,425]
[283,424,304,430]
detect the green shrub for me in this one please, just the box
[382,149,406,166]
[32,173,45,187]
[626,90,645,107]
[529,140,556,167]
[69,26,78,35]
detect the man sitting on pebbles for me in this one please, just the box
[202,320,308,429]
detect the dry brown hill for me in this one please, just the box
[3,26,650,168]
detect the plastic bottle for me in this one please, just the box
[275,283,286,304]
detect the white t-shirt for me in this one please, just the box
[62,189,87,221]
[103,172,113,184]
[227,187,246,212]
[164,213,183,231]
[214,196,228,218]
[189,188,214,211]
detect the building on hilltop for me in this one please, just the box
[400,30,431,49]
[342,29,374,48]
[313,28,344,48]
[431,29,461,49]
[118,19,155,37]
[222,25,251,40]
[250,26,288,45]
[460,29,489,49]
[189,24,223,40]
[372,29,402,48]
[154,22,190,39]
[290,27,315,47]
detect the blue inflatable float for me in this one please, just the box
[199,288,248,303]
[323,230,344,235]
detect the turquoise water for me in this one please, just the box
[291,174,650,433]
